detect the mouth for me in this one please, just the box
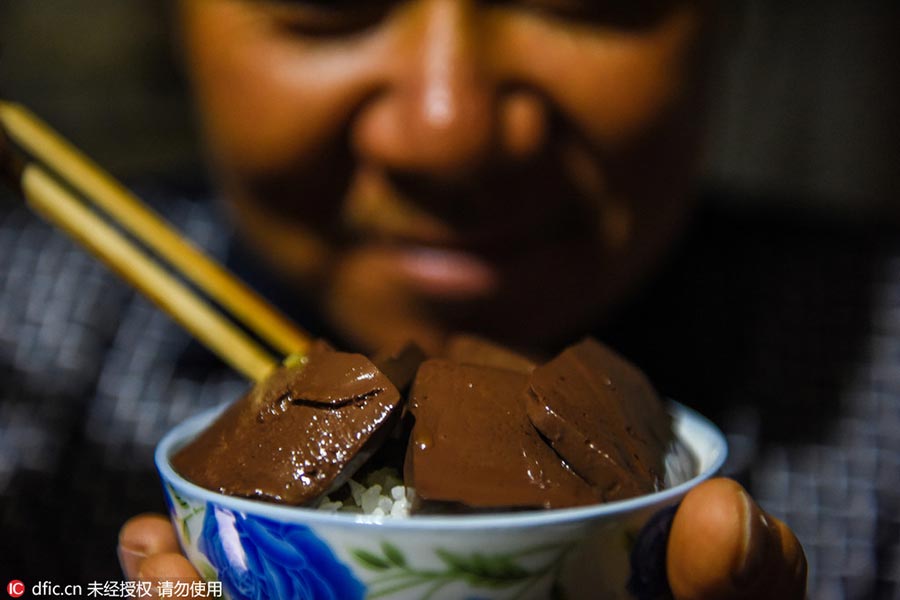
[337,163,603,303]
[339,201,599,304]
[359,243,501,300]
[345,204,598,305]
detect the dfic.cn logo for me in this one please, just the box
[6,580,25,598]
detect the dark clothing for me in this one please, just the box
[0,190,897,599]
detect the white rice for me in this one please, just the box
[315,467,416,517]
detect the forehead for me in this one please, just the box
[177,0,703,31]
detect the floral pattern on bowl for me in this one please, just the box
[348,538,572,599]
[200,504,365,600]
[166,484,574,600]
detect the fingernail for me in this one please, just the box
[734,489,768,585]
[118,544,147,580]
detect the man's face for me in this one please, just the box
[179,0,707,353]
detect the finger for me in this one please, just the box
[767,513,808,599]
[136,553,202,600]
[667,478,751,600]
[666,478,807,600]
[118,513,182,580]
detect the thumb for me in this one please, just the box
[667,478,807,600]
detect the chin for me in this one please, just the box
[321,268,612,356]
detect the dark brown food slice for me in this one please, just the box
[405,359,597,510]
[443,333,536,374]
[525,338,672,501]
[172,349,401,505]
[372,340,428,392]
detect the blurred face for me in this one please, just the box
[179,0,708,353]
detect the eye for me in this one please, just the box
[256,0,396,36]
[511,0,682,29]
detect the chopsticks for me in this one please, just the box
[0,101,311,382]
[22,165,279,381]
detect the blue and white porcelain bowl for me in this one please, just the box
[156,402,726,600]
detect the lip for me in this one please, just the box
[373,244,500,299]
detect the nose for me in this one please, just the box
[352,1,546,180]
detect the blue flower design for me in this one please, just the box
[198,505,365,600]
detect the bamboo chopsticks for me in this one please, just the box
[0,101,311,382]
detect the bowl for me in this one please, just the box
[156,402,726,600]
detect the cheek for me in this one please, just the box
[495,7,703,149]
[495,7,704,249]
[182,4,379,177]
